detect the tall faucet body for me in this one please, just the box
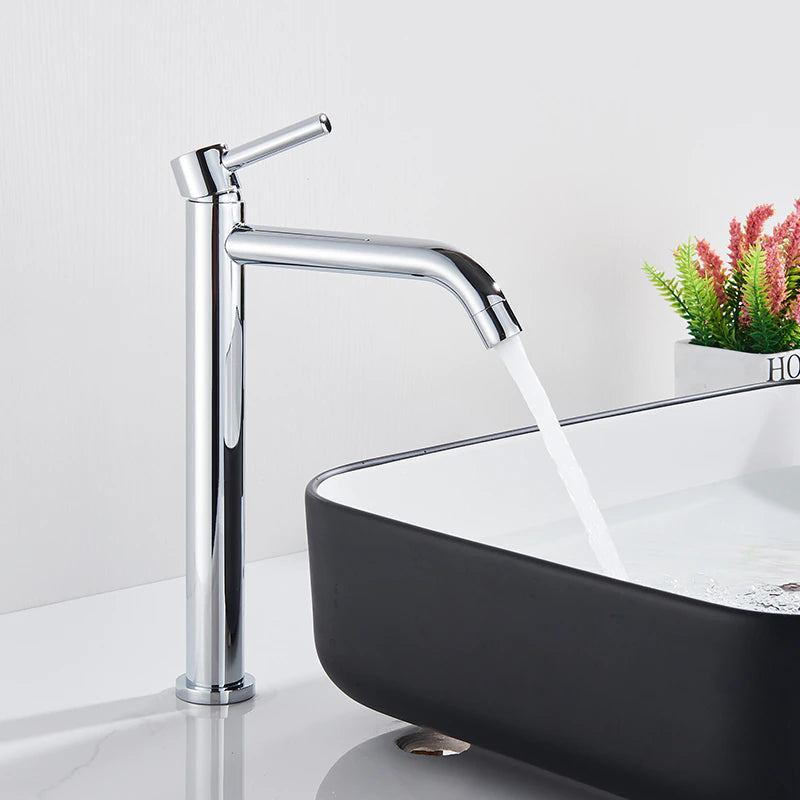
[171,115,521,704]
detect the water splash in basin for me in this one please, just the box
[495,336,628,580]
[492,465,800,612]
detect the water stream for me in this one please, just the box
[495,336,628,580]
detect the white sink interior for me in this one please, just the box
[318,384,800,611]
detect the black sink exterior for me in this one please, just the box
[305,419,800,799]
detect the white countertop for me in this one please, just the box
[0,552,613,799]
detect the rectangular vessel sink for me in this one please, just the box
[305,383,800,800]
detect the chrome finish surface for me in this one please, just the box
[226,227,521,348]
[172,114,330,202]
[171,145,240,201]
[173,112,521,704]
[176,673,256,706]
[184,195,248,702]
[223,113,331,171]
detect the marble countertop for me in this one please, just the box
[0,552,613,799]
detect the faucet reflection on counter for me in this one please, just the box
[183,700,252,800]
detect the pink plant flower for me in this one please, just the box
[745,204,775,248]
[695,237,727,304]
[765,217,791,248]
[784,212,800,268]
[764,242,787,315]
[728,218,744,270]
[789,295,800,324]
[744,204,775,249]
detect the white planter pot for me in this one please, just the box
[674,339,800,396]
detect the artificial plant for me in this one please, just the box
[644,201,800,353]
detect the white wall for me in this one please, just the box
[1,0,798,613]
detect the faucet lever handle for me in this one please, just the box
[222,114,332,172]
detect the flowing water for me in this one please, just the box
[495,336,628,580]
[494,335,800,611]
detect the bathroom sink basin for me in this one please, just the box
[305,382,800,800]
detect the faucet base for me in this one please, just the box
[175,673,256,706]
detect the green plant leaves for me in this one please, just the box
[740,245,799,353]
[644,239,800,354]
[642,262,689,318]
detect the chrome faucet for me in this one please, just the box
[171,113,521,704]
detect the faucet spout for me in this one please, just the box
[225,227,522,348]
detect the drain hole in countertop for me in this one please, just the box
[396,730,471,757]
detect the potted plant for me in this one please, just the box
[644,201,800,395]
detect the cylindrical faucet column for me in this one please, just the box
[176,192,255,704]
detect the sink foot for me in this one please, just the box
[396,729,471,757]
